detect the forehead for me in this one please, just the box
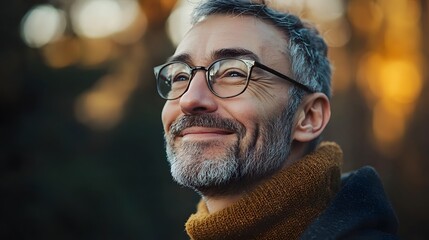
[173,14,289,65]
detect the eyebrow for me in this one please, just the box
[166,48,260,64]
[167,53,191,63]
[211,48,260,61]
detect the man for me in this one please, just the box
[154,0,398,239]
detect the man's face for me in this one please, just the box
[162,15,296,195]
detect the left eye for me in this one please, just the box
[227,71,246,77]
[222,69,247,78]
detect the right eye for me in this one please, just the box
[173,73,190,82]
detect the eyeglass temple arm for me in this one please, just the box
[253,62,314,93]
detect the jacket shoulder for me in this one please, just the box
[301,166,399,240]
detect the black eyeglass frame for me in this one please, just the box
[153,58,314,100]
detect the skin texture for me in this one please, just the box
[161,15,331,213]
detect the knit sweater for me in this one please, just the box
[185,142,343,240]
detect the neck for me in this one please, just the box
[286,141,308,166]
[204,194,243,213]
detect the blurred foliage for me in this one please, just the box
[1,0,428,239]
[1,1,198,239]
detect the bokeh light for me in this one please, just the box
[306,0,344,21]
[70,0,140,39]
[348,0,384,34]
[75,68,139,130]
[354,0,423,153]
[378,60,422,104]
[266,0,305,14]
[20,4,66,48]
[166,0,201,46]
[322,19,351,48]
[373,100,406,145]
[41,37,81,68]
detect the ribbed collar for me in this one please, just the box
[185,142,343,240]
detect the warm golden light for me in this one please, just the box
[358,54,422,149]
[307,0,344,21]
[355,0,423,154]
[373,101,406,145]
[329,49,352,91]
[75,69,139,130]
[79,38,115,67]
[347,0,383,34]
[383,0,420,26]
[41,37,81,68]
[266,0,305,14]
[322,19,351,48]
[75,84,125,130]
[21,4,66,48]
[166,0,201,46]
[70,0,140,39]
[378,60,422,104]
[19,0,147,69]
[112,6,148,45]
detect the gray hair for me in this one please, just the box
[191,0,332,151]
[191,0,332,98]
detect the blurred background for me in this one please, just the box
[0,0,427,239]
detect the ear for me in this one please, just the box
[292,93,331,142]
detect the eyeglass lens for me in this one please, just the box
[156,59,250,99]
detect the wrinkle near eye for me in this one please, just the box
[246,77,282,102]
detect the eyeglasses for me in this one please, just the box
[153,58,313,100]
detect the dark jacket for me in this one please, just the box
[301,166,399,240]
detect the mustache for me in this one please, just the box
[169,115,246,138]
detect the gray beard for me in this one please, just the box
[164,107,294,197]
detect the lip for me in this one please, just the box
[179,127,234,138]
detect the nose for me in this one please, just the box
[179,71,218,115]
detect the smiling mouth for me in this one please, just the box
[179,127,235,139]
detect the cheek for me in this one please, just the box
[161,101,179,132]
[245,81,289,113]
[227,89,288,126]
[223,100,268,138]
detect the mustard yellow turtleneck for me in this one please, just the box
[185,142,343,240]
